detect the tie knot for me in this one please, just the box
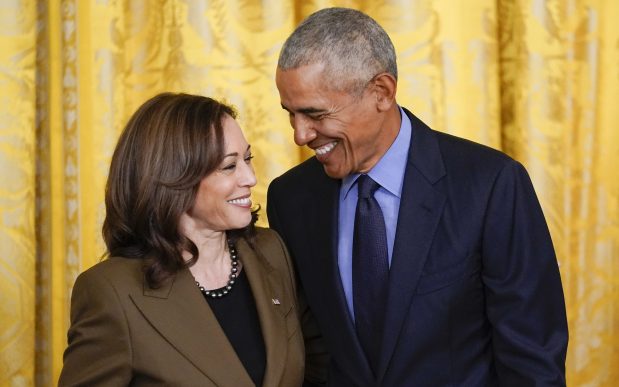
[357,174,380,199]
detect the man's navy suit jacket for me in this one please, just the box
[267,108,568,386]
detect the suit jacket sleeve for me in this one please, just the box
[482,160,568,384]
[58,268,133,386]
[267,186,329,386]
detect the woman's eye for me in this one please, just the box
[244,155,254,163]
[222,163,236,171]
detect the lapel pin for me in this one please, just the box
[272,298,281,305]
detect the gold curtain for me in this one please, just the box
[0,0,617,385]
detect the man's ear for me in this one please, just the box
[372,73,397,112]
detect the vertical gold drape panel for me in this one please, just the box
[0,0,36,385]
[0,0,616,385]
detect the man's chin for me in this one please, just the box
[321,164,349,179]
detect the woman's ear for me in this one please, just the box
[372,72,397,111]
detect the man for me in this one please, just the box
[267,7,568,386]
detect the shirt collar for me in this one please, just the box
[341,106,412,199]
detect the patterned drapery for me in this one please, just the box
[1,1,617,385]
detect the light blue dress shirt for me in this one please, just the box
[338,107,412,320]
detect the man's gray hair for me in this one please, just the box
[278,7,397,96]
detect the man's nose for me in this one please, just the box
[292,115,317,146]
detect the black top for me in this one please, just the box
[204,269,266,386]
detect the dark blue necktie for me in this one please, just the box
[353,174,389,374]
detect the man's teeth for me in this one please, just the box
[315,141,337,155]
[228,198,250,205]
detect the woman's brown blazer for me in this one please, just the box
[58,228,304,386]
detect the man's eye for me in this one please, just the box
[309,114,325,121]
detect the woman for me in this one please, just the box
[58,93,304,386]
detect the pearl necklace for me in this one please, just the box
[195,238,239,299]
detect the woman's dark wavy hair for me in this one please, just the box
[103,92,258,288]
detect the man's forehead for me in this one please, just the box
[277,86,345,114]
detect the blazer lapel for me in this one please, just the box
[130,269,253,387]
[306,169,375,385]
[237,237,288,387]
[377,111,447,381]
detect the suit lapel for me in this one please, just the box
[377,111,447,381]
[306,167,375,385]
[130,269,253,387]
[237,237,288,387]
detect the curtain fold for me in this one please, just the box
[498,2,619,382]
[0,0,617,385]
[0,0,36,385]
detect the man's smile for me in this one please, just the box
[314,141,338,156]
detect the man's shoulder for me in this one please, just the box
[435,130,521,186]
[269,156,326,191]
[404,110,508,163]
[402,107,521,186]
[437,130,511,163]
